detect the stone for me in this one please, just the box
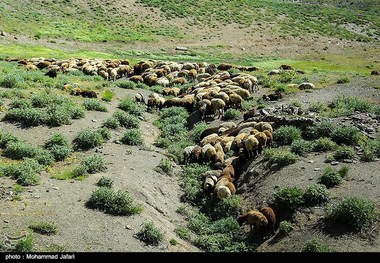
[314,168,320,171]
[92,119,97,123]
[331,161,339,165]
[52,187,59,190]
[308,160,314,164]
[125,225,134,230]
[343,159,353,163]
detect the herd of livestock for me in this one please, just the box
[7,56,302,239]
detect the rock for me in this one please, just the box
[331,161,339,165]
[0,31,7,36]
[308,160,314,164]
[125,225,134,230]
[52,187,59,190]
[366,127,375,133]
[343,159,353,163]
[115,140,122,144]
[46,189,50,192]
[260,109,270,116]
[314,168,320,171]
[92,119,97,122]
[34,195,41,199]
[4,220,9,223]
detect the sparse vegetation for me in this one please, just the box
[44,133,72,161]
[223,109,240,120]
[320,167,343,188]
[83,99,107,112]
[154,157,174,175]
[263,148,297,167]
[81,154,106,174]
[291,139,313,156]
[74,128,109,150]
[136,222,164,246]
[333,146,356,160]
[101,89,114,102]
[15,235,33,252]
[312,137,337,152]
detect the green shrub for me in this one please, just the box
[175,227,191,241]
[338,165,349,178]
[118,97,144,116]
[4,158,43,186]
[291,139,313,156]
[326,197,378,231]
[15,235,33,252]
[304,121,334,139]
[83,99,107,112]
[360,139,380,162]
[223,109,240,120]
[302,239,331,252]
[4,108,47,126]
[87,187,143,216]
[81,154,106,174]
[320,167,342,188]
[9,98,31,109]
[333,146,356,160]
[0,132,19,149]
[72,165,88,178]
[103,117,120,129]
[136,222,164,246]
[154,157,173,175]
[331,126,362,145]
[308,102,326,113]
[121,129,143,146]
[44,134,72,161]
[304,184,330,205]
[312,137,337,152]
[278,220,293,236]
[180,164,209,205]
[189,122,208,143]
[211,195,241,220]
[274,125,302,146]
[113,111,139,128]
[273,186,304,210]
[3,142,53,165]
[31,93,54,108]
[263,148,297,167]
[102,89,114,102]
[97,177,113,188]
[74,128,104,150]
[1,74,25,89]
[98,127,112,140]
[29,222,57,235]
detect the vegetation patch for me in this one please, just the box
[74,128,110,150]
[326,197,378,232]
[263,148,297,167]
[86,187,143,216]
[302,238,331,252]
[273,186,304,210]
[83,99,107,112]
[274,125,302,146]
[121,129,144,146]
[303,184,330,206]
[136,222,164,246]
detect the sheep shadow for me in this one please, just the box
[312,217,365,238]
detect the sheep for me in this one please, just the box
[371,70,380,76]
[79,90,97,98]
[191,145,203,163]
[216,185,231,200]
[280,64,293,70]
[263,91,283,101]
[198,99,212,120]
[228,93,243,109]
[203,175,218,194]
[129,75,144,83]
[183,146,196,164]
[45,69,57,78]
[220,164,235,181]
[259,207,276,238]
[260,122,273,133]
[201,143,214,162]
[254,132,267,154]
[205,145,217,163]
[237,210,268,239]
[232,132,249,151]
[200,133,219,146]
[135,93,145,104]
[214,142,225,164]
[244,135,259,158]
[263,130,273,148]
[210,98,226,119]
[298,82,315,90]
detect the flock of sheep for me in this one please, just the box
[10,56,288,239]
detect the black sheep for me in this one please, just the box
[45,69,57,78]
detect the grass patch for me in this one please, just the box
[102,116,120,129]
[312,137,337,152]
[113,111,140,129]
[15,235,33,252]
[136,222,164,246]
[223,109,241,120]
[73,128,109,150]
[81,154,106,174]
[278,220,293,237]
[320,167,343,188]
[291,139,314,156]
[175,227,191,241]
[118,97,145,116]
[44,133,72,161]
[86,187,143,216]
[333,146,356,160]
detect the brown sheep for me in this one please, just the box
[191,145,203,163]
[280,64,293,70]
[45,69,57,78]
[254,132,267,154]
[220,164,235,181]
[79,90,97,98]
[237,210,268,239]
[371,70,380,76]
[259,207,276,239]
[244,135,259,158]
[135,93,145,104]
[129,75,144,83]
[263,130,273,148]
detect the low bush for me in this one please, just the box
[136,222,164,246]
